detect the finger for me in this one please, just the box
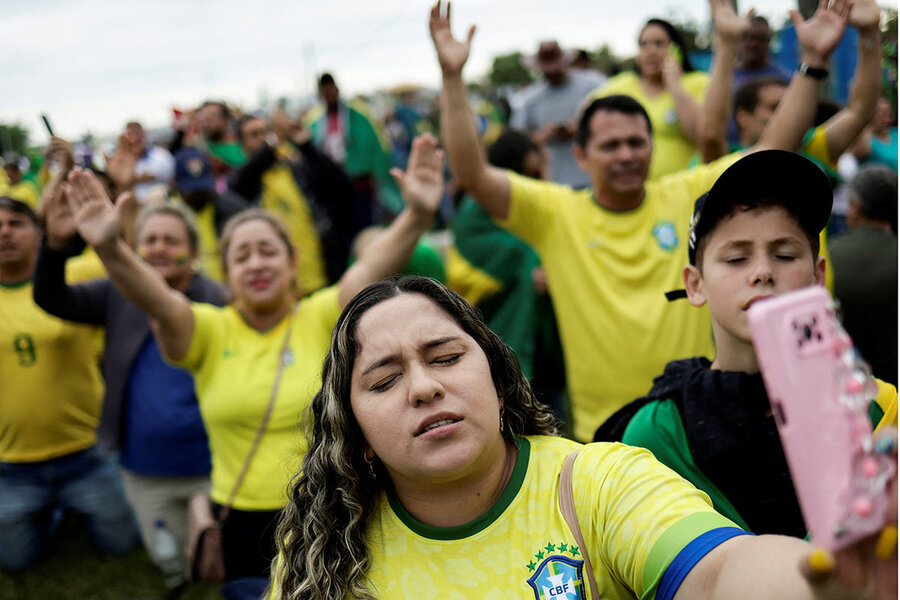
[789,9,804,27]
[114,191,137,219]
[446,0,451,22]
[799,547,836,584]
[389,167,405,188]
[466,24,476,46]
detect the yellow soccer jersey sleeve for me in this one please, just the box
[0,282,103,462]
[354,436,740,600]
[498,155,740,441]
[174,286,340,509]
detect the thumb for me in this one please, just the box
[114,191,136,214]
[466,24,476,46]
[389,167,405,188]
[789,9,804,28]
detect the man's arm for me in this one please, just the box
[698,0,750,163]
[754,0,851,153]
[429,1,511,220]
[821,0,883,161]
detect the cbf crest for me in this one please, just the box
[526,552,586,600]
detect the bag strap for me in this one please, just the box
[220,304,298,521]
[559,450,601,600]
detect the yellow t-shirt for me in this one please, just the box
[501,154,742,441]
[340,436,738,599]
[0,281,103,462]
[260,157,328,294]
[174,285,340,509]
[588,71,710,181]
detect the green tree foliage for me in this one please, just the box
[488,52,535,87]
[0,123,29,157]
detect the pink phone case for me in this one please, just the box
[747,286,893,551]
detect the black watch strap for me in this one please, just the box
[798,63,829,80]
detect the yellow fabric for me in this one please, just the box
[357,436,736,599]
[260,151,328,293]
[500,154,742,441]
[0,180,40,208]
[874,379,898,434]
[588,71,709,181]
[174,286,340,510]
[193,200,225,283]
[445,244,503,307]
[804,125,837,170]
[0,282,103,462]
[64,247,107,283]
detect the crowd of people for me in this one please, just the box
[1,0,898,599]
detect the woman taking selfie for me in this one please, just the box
[63,135,444,594]
[270,276,896,600]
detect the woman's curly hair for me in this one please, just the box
[271,276,559,599]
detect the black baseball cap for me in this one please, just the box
[666,150,833,301]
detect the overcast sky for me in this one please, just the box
[0,0,846,146]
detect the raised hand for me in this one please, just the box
[391,134,444,220]
[429,1,476,76]
[661,55,684,91]
[849,0,881,32]
[42,177,78,249]
[791,0,852,67]
[709,0,752,42]
[63,168,133,249]
[104,133,142,191]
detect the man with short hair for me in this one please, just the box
[430,0,848,440]
[510,40,606,188]
[733,16,792,91]
[829,165,898,385]
[0,197,139,570]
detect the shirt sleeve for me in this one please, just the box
[496,171,569,251]
[574,442,744,599]
[299,285,341,343]
[171,302,223,373]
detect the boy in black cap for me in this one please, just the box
[595,150,897,537]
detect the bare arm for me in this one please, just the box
[429,1,511,219]
[663,59,704,145]
[64,168,195,361]
[822,0,883,161]
[337,134,443,307]
[699,0,750,162]
[754,0,851,153]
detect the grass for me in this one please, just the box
[0,519,224,600]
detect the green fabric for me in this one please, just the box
[206,142,246,167]
[622,399,751,531]
[400,240,446,283]
[310,102,403,214]
[453,196,542,377]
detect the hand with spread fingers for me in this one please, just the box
[709,0,752,42]
[792,0,852,68]
[429,1,476,77]
[390,133,443,222]
[63,168,133,250]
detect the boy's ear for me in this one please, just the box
[683,264,708,307]
[813,255,826,287]
[573,144,587,172]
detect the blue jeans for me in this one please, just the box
[0,446,140,570]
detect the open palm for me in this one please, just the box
[392,134,444,218]
[429,1,476,75]
[792,0,851,62]
[64,168,128,248]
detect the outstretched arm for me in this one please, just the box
[755,0,851,152]
[429,1,511,219]
[337,134,443,307]
[63,168,195,361]
[821,0,883,161]
[699,0,751,162]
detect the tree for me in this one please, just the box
[0,123,29,158]
[487,52,535,88]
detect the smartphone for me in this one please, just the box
[748,286,894,551]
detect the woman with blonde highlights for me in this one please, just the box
[63,135,445,592]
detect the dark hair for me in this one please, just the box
[0,196,40,228]
[576,95,653,148]
[849,165,898,233]
[272,276,558,600]
[750,15,771,29]
[318,73,336,87]
[487,129,539,173]
[695,196,822,271]
[199,100,230,121]
[733,76,788,116]
[236,114,264,142]
[640,18,694,73]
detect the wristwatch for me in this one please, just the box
[798,63,829,80]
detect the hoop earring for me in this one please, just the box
[364,453,377,479]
